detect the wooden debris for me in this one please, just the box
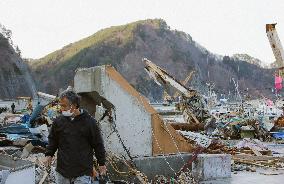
[233,154,284,162]
[38,171,48,184]
[20,143,34,158]
[233,155,284,170]
[250,146,262,156]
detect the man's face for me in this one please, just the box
[59,97,74,112]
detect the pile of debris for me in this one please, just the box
[0,97,61,183]
[1,60,284,183]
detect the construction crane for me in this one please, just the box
[143,58,211,124]
[266,23,284,77]
[173,70,195,99]
[143,58,196,98]
[162,70,195,104]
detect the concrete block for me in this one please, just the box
[192,154,231,181]
[107,154,192,182]
[74,67,102,94]
[134,154,192,180]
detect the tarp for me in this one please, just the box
[275,76,282,92]
[28,104,45,126]
[29,124,48,142]
[271,132,284,139]
[0,124,30,134]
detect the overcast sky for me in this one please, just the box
[0,0,283,64]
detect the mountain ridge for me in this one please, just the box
[30,19,275,101]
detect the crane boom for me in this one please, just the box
[143,58,196,98]
[173,70,195,98]
[266,23,284,68]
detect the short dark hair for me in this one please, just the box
[59,90,81,108]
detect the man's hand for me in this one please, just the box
[99,165,107,175]
[92,167,98,178]
[43,156,52,167]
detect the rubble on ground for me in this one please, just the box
[2,63,284,183]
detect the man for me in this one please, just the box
[11,103,15,114]
[45,90,106,184]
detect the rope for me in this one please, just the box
[107,153,148,183]
[162,122,185,163]
[151,129,176,175]
[107,154,134,176]
[176,146,205,178]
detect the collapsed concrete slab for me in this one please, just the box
[74,65,194,157]
[74,65,231,182]
[0,154,35,184]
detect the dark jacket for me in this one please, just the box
[45,110,106,178]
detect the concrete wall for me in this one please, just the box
[74,66,194,158]
[74,66,153,157]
